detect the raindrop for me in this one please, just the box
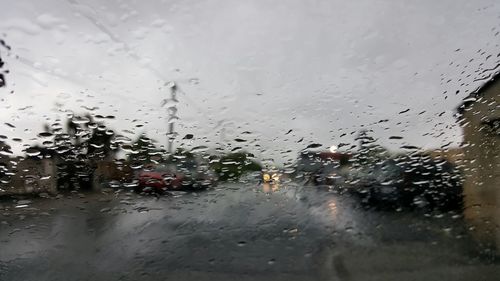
[123,182,139,188]
[121,144,134,152]
[401,145,419,150]
[38,132,53,138]
[306,143,322,149]
[71,116,90,124]
[89,143,104,148]
[0,150,13,156]
[189,78,200,85]
[100,207,111,213]
[130,163,143,170]
[191,146,209,153]
[25,148,41,156]
[15,204,29,209]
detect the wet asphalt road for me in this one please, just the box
[0,182,499,281]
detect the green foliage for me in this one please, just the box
[353,129,388,167]
[128,134,163,163]
[30,113,119,190]
[210,152,262,181]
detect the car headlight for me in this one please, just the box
[263,173,271,182]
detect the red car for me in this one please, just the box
[136,164,184,193]
[135,163,216,193]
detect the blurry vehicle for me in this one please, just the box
[295,151,351,186]
[346,159,405,207]
[190,163,218,189]
[262,167,281,184]
[399,154,463,211]
[136,164,184,193]
[136,160,217,193]
[312,165,348,187]
[346,156,463,211]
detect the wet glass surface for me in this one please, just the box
[0,0,499,280]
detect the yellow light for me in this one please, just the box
[271,173,280,182]
[263,173,271,182]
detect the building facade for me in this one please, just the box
[458,72,500,250]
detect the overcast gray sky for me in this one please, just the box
[1,0,499,164]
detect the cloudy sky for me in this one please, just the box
[1,0,499,164]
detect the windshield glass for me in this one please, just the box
[0,1,499,280]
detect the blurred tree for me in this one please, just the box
[0,140,12,155]
[210,151,262,181]
[0,38,10,87]
[31,113,119,190]
[353,129,389,167]
[128,134,163,164]
[0,140,12,185]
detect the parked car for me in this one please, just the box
[135,161,217,193]
[346,156,463,211]
[295,150,351,186]
[346,159,406,207]
[398,155,463,211]
[311,164,349,187]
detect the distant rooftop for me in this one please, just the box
[457,69,499,114]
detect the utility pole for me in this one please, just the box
[161,81,179,154]
[0,39,10,88]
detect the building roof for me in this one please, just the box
[457,69,499,114]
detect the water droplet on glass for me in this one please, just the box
[71,116,90,124]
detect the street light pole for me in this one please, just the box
[162,81,179,154]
